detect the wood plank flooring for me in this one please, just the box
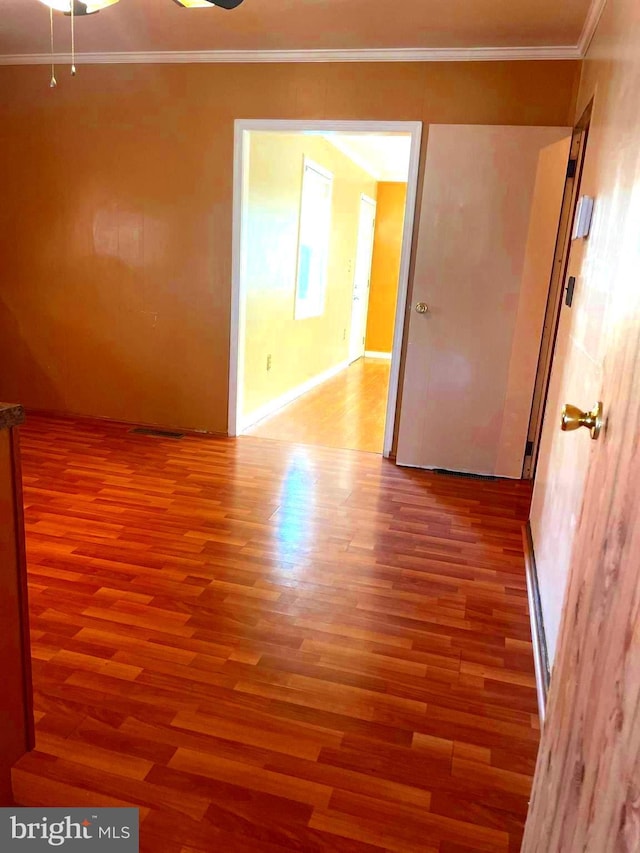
[246,357,391,453]
[13,413,537,852]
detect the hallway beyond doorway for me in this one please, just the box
[245,357,390,453]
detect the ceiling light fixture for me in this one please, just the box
[40,0,245,87]
[38,0,120,85]
[38,0,120,15]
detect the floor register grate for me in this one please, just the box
[129,427,185,440]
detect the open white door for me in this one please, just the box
[348,195,376,363]
[396,124,571,477]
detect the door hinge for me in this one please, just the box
[525,440,534,456]
[565,276,576,307]
[566,158,578,178]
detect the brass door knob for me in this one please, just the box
[561,401,603,440]
[415,302,429,314]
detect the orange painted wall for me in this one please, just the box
[365,182,407,353]
[0,61,579,432]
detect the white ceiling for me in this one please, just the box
[321,134,412,182]
[0,0,595,59]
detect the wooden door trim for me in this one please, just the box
[9,428,35,752]
[525,102,593,478]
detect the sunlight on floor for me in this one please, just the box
[244,357,391,453]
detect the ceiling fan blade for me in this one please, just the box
[172,0,245,9]
[208,0,245,8]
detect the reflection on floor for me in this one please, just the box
[246,357,391,453]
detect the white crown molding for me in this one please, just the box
[577,0,608,56]
[0,44,583,67]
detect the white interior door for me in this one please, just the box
[349,195,376,363]
[396,124,571,476]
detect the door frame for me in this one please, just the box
[524,108,591,478]
[228,119,423,457]
[348,193,377,364]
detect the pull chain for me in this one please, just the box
[70,0,76,76]
[49,6,57,88]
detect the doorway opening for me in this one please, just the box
[228,120,422,456]
[524,113,591,479]
[348,193,377,365]
[526,103,593,699]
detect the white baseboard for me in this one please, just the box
[364,351,392,360]
[523,523,550,724]
[241,360,349,431]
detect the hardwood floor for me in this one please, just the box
[246,357,391,454]
[13,413,538,852]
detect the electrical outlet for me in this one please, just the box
[266,354,272,371]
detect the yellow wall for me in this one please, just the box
[0,61,579,432]
[365,182,407,353]
[243,133,376,419]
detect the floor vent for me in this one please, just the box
[432,468,497,481]
[129,427,185,440]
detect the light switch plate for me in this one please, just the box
[572,195,594,240]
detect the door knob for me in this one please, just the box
[415,302,429,314]
[561,401,603,440]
